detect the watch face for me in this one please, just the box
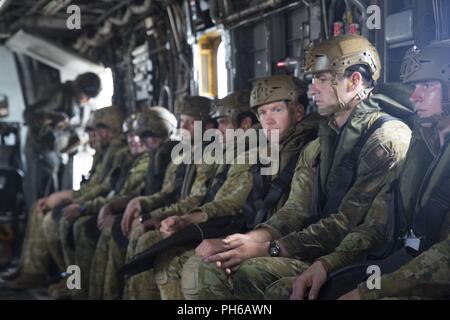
[269,247,277,256]
[269,243,280,257]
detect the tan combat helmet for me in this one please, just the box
[133,106,178,139]
[304,34,381,115]
[93,106,124,135]
[401,40,450,124]
[175,96,213,121]
[212,90,252,128]
[250,74,307,111]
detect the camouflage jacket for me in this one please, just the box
[73,138,128,203]
[192,112,321,220]
[258,94,411,265]
[138,143,217,219]
[77,150,105,194]
[356,125,450,299]
[80,151,150,214]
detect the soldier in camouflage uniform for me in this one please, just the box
[171,75,320,300]
[88,106,179,299]
[2,112,96,286]
[330,40,450,300]
[56,111,155,299]
[100,96,217,299]
[40,106,127,284]
[192,34,412,300]
[125,90,264,300]
[2,110,108,289]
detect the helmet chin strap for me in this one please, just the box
[317,75,373,116]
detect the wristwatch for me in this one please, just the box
[139,213,151,223]
[268,241,281,257]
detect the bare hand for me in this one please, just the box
[195,238,228,259]
[121,198,142,237]
[98,204,114,230]
[290,261,328,300]
[208,241,269,273]
[46,193,63,209]
[36,197,48,215]
[222,233,255,248]
[62,203,81,224]
[338,289,361,300]
[159,216,188,238]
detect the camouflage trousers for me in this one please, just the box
[264,277,437,300]
[100,215,129,300]
[89,226,112,299]
[123,225,162,300]
[42,208,73,272]
[154,246,196,300]
[194,256,310,300]
[263,276,296,300]
[18,204,52,276]
[68,215,100,299]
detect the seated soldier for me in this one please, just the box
[99,96,218,299]
[87,107,179,299]
[122,90,262,300]
[332,40,450,301]
[48,111,152,299]
[1,111,105,288]
[119,76,320,300]
[41,106,127,278]
[190,35,412,300]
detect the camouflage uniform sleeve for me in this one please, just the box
[97,141,128,184]
[73,181,111,203]
[74,143,128,203]
[358,235,450,299]
[150,162,217,220]
[255,139,319,239]
[193,163,253,220]
[81,153,150,214]
[73,153,103,198]
[139,161,178,213]
[318,184,390,272]
[278,120,411,260]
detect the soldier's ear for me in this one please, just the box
[349,72,362,91]
[292,103,305,123]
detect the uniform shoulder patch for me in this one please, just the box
[360,143,392,172]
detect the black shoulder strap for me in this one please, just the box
[144,141,178,196]
[202,164,231,204]
[113,157,135,193]
[309,154,323,225]
[164,163,188,205]
[245,151,301,229]
[412,177,450,250]
[320,115,397,218]
[144,154,167,196]
[143,158,165,195]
